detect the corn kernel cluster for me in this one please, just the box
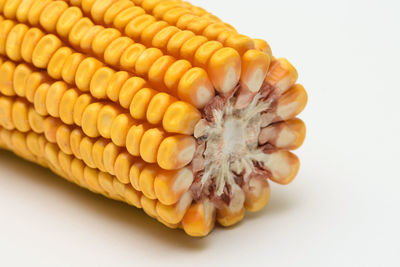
[0,0,307,237]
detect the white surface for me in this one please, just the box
[1,0,399,266]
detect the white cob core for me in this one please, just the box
[196,95,273,196]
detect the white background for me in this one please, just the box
[1,0,399,266]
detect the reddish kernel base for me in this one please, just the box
[0,0,307,237]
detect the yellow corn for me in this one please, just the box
[0,0,307,237]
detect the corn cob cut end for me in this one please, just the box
[183,54,305,236]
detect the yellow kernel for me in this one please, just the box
[113,6,145,31]
[70,128,84,159]
[129,160,145,190]
[104,36,133,66]
[253,38,273,58]
[81,0,97,14]
[0,20,17,55]
[114,152,135,184]
[20,27,44,63]
[225,33,255,55]
[140,21,168,47]
[152,0,181,20]
[130,88,157,120]
[166,30,195,58]
[113,178,126,198]
[187,17,213,35]
[240,49,271,93]
[80,136,96,168]
[28,107,44,133]
[92,28,121,56]
[140,195,157,218]
[126,123,150,157]
[0,127,13,147]
[32,34,62,69]
[193,41,223,69]
[16,0,35,23]
[125,186,142,207]
[48,47,73,80]
[26,131,42,157]
[13,63,32,97]
[3,0,22,19]
[157,135,196,170]
[104,0,133,26]
[110,113,134,147]
[80,25,104,53]
[75,58,103,92]
[180,36,207,62]
[208,47,241,94]
[177,67,214,109]
[154,168,193,206]
[125,13,156,40]
[56,7,83,38]
[0,61,16,96]
[43,117,62,143]
[39,1,68,33]
[98,172,116,196]
[176,13,196,29]
[103,142,120,175]
[56,125,73,155]
[91,0,116,24]
[33,83,50,116]
[6,24,29,62]
[118,77,146,109]
[140,127,166,163]
[203,23,231,40]
[73,93,92,126]
[81,102,103,138]
[61,53,85,84]
[135,48,163,77]
[163,7,190,25]
[12,131,33,159]
[163,59,191,95]
[84,166,103,193]
[141,0,163,13]
[139,164,159,199]
[106,71,129,102]
[146,92,176,125]
[162,101,201,135]
[119,43,146,70]
[97,104,121,139]
[12,99,30,132]
[90,67,115,99]
[28,0,51,26]
[70,157,85,185]
[148,55,175,91]
[265,58,298,94]
[59,89,79,125]
[26,72,46,102]
[92,138,108,172]
[46,81,68,118]
[68,18,94,48]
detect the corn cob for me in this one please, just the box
[0,0,307,237]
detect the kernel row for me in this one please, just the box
[61,0,245,95]
[0,90,196,171]
[0,53,201,135]
[0,126,190,228]
[0,99,194,211]
[0,5,218,108]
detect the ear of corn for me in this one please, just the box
[0,0,307,237]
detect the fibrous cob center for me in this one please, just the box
[193,88,275,201]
